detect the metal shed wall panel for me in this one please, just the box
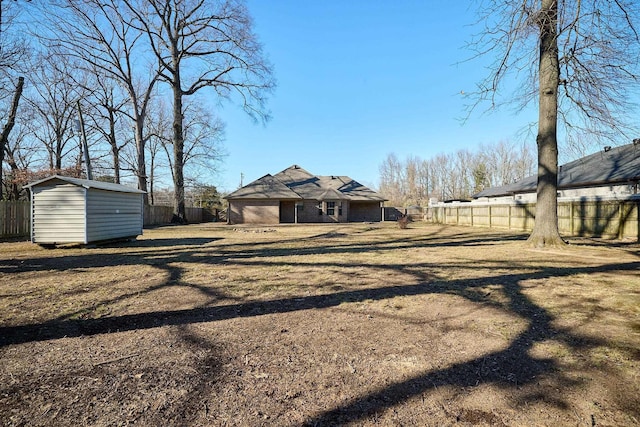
[29,177,144,244]
[86,189,143,242]
[32,184,87,243]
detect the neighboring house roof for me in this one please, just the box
[226,165,386,202]
[24,175,146,194]
[474,143,640,198]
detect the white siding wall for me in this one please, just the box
[86,189,143,242]
[32,184,87,243]
[474,183,637,204]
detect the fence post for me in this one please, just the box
[488,205,492,228]
[618,201,624,239]
[570,201,574,236]
[426,199,636,240]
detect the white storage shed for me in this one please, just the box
[25,175,145,245]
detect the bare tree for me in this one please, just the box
[378,141,536,206]
[513,141,535,182]
[470,0,640,247]
[81,71,130,184]
[404,156,421,205]
[144,100,173,205]
[378,153,405,206]
[417,159,433,203]
[24,54,81,171]
[146,132,162,205]
[125,0,275,222]
[160,99,225,187]
[0,76,24,198]
[0,0,29,75]
[0,0,29,198]
[479,140,534,187]
[46,0,162,204]
[453,150,474,200]
[2,110,41,200]
[178,101,226,183]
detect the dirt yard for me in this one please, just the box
[0,222,639,426]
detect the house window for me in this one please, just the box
[317,202,323,216]
[338,202,343,216]
[327,201,335,215]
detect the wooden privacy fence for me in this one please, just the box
[143,205,206,225]
[1,202,213,239]
[1,201,30,238]
[429,198,640,239]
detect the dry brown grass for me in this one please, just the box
[1,222,639,426]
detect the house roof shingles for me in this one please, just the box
[226,165,386,202]
[225,174,302,200]
[474,143,640,198]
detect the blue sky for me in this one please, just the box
[216,1,537,192]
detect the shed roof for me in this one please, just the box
[24,175,146,194]
[226,165,386,202]
[474,143,640,198]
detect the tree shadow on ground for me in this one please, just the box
[1,228,638,423]
[0,229,526,283]
[2,261,639,422]
[103,237,222,248]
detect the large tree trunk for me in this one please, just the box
[5,155,20,200]
[149,144,155,205]
[0,76,24,199]
[108,108,120,184]
[55,136,63,170]
[528,0,565,248]
[172,67,186,223]
[134,118,149,205]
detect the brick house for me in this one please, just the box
[225,165,386,224]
